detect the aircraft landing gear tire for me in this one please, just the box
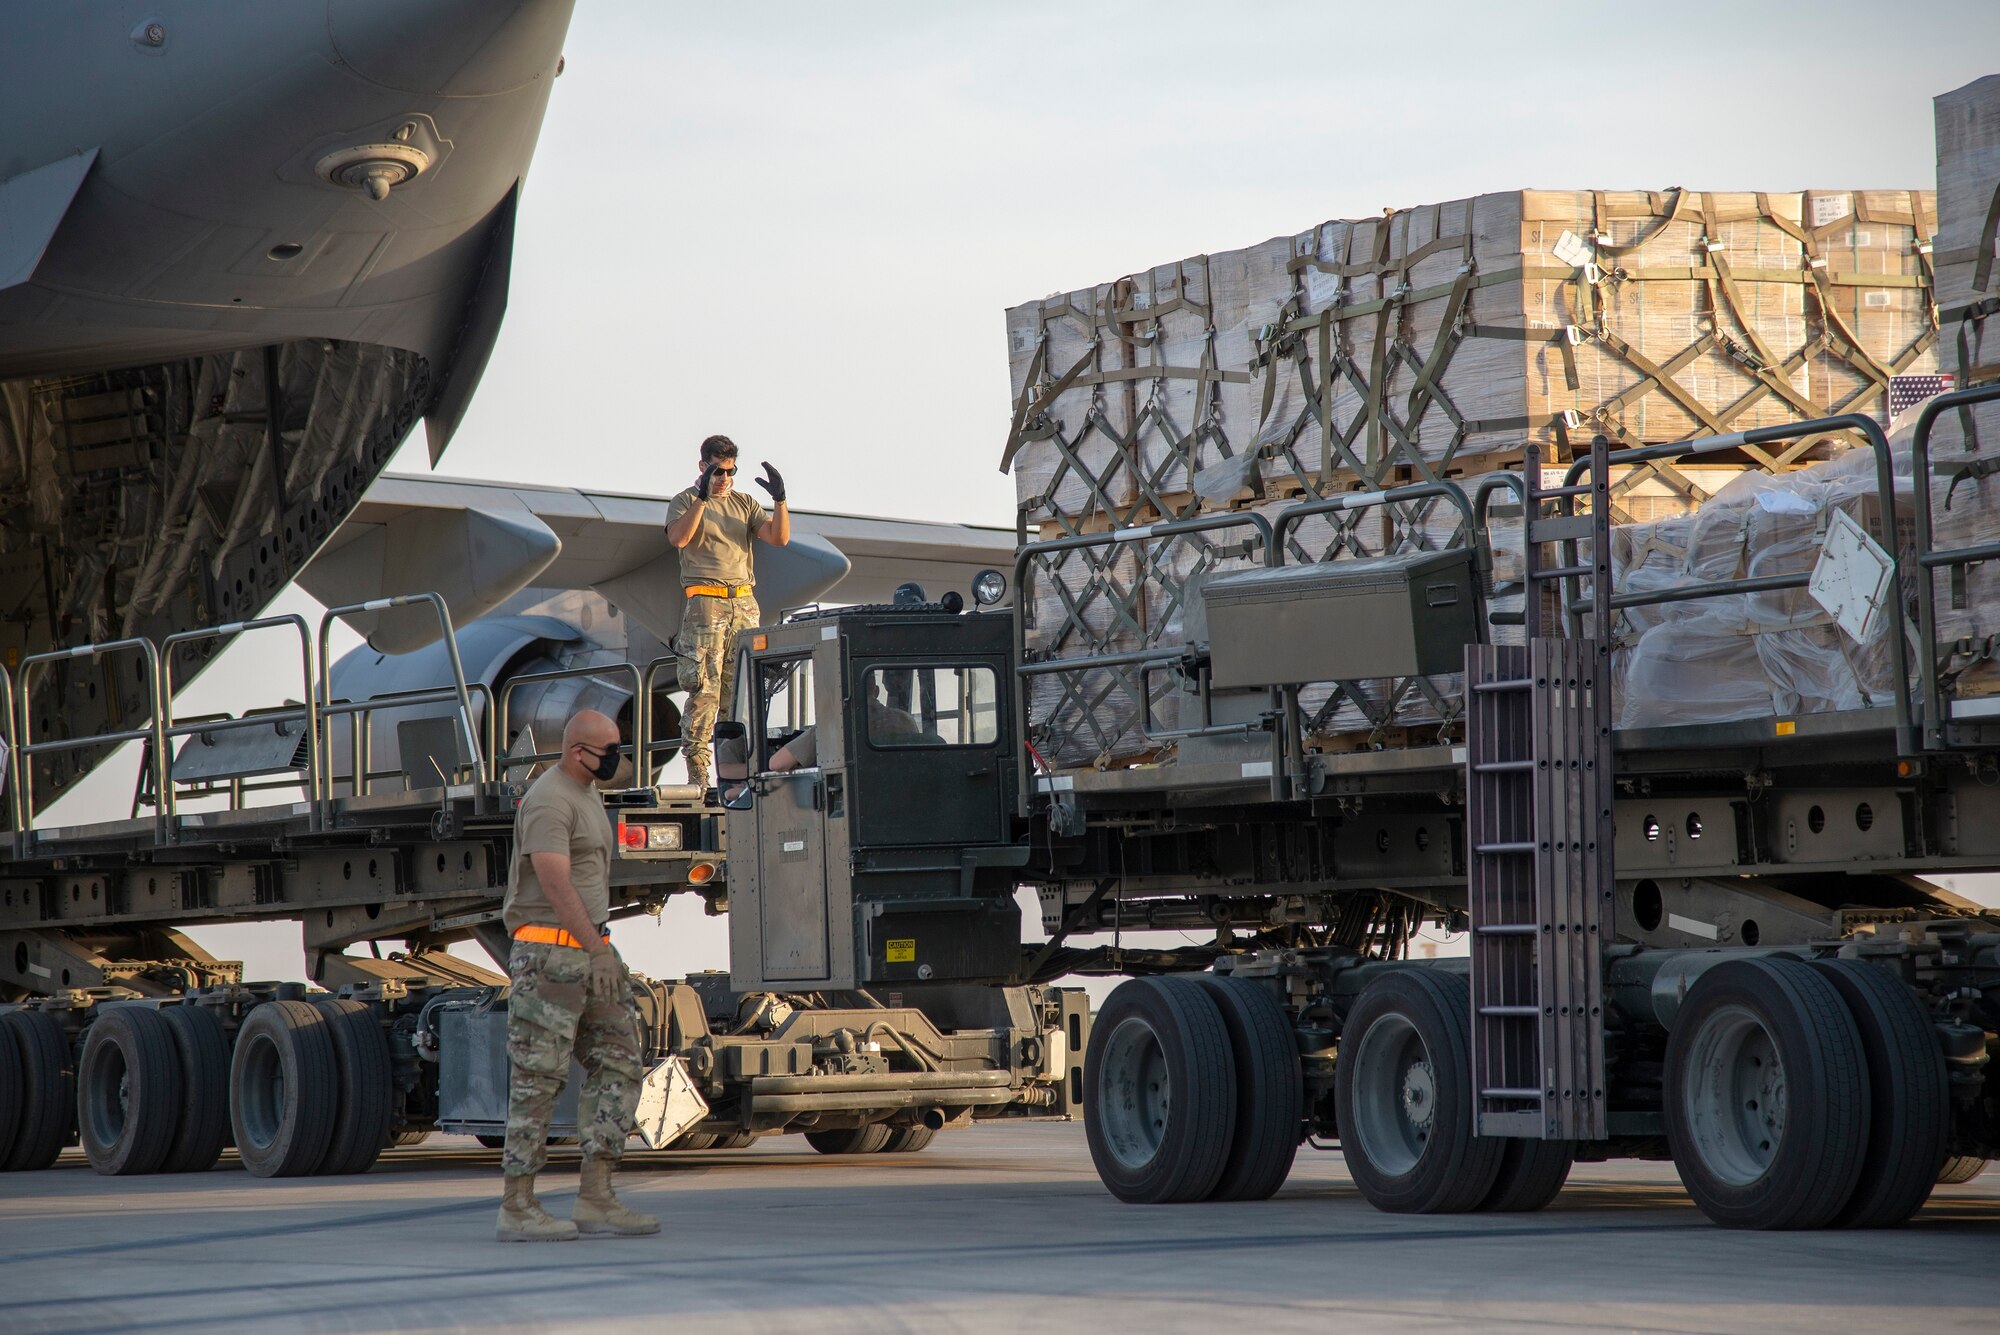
[1938,1155,1988,1185]
[159,1006,230,1174]
[805,1125,892,1155]
[1477,1139,1575,1213]
[78,1007,184,1176]
[2,1009,77,1172]
[1663,957,1866,1230]
[1193,974,1301,1201]
[1810,959,1950,1228]
[229,1000,339,1178]
[1335,969,1501,1214]
[1083,976,1237,1204]
[311,999,393,1177]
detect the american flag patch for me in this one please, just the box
[1888,373,1954,418]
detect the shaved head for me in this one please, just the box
[563,710,619,749]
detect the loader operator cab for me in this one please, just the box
[713,601,1024,995]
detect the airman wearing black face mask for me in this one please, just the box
[495,709,657,1242]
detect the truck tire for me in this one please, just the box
[229,1000,338,1178]
[77,1007,184,1176]
[2,1009,76,1172]
[1477,1139,1574,1213]
[1335,969,1501,1214]
[671,1131,718,1150]
[311,999,393,1176]
[158,1006,230,1174]
[0,1016,22,1164]
[1810,959,1950,1228]
[475,1134,505,1149]
[392,1128,432,1147]
[877,1126,936,1153]
[1083,976,1236,1204]
[805,1124,892,1154]
[1664,957,1866,1229]
[1937,1156,1988,1185]
[1194,974,1301,1201]
[710,1131,756,1150]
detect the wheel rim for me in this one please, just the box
[1680,1002,1786,1187]
[238,1034,287,1151]
[1347,1011,1434,1178]
[81,1039,131,1150]
[1096,1014,1170,1171]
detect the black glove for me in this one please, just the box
[695,463,720,501]
[756,461,786,504]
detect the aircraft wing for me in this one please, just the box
[298,472,1017,652]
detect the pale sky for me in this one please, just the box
[47,3,2000,986]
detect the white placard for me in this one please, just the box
[1551,229,1593,269]
[633,1056,710,1150]
[1808,508,1894,643]
[1811,194,1853,228]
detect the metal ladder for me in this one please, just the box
[1464,436,1614,1141]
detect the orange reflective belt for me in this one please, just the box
[511,924,610,949]
[683,583,754,598]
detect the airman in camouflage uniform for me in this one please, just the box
[664,434,790,790]
[495,709,659,1242]
[502,939,645,1178]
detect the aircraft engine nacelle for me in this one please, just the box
[324,613,678,795]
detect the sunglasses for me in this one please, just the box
[709,466,737,476]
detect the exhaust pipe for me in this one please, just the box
[919,1108,946,1131]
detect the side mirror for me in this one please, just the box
[713,721,750,784]
[713,720,754,809]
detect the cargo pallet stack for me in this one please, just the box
[1002,181,1958,770]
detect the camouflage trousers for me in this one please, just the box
[674,592,759,789]
[503,939,645,1177]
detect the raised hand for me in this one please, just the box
[755,461,786,505]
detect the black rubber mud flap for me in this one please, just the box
[1663,957,1866,1229]
[1335,969,1502,1213]
[1083,976,1236,1204]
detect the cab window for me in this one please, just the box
[757,656,814,766]
[863,665,997,748]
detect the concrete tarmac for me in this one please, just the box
[2,1123,1996,1335]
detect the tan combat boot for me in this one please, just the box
[496,1174,580,1242]
[573,1156,661,1237]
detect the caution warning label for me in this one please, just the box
[885,938,916,963]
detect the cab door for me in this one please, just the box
[851,660,1005,848]
[745,654,831,981]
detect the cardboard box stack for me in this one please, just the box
[1007,186,1943,768]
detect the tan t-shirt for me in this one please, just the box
[503,766,613,935]
[666,486,767,587]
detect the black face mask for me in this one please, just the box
[583,746,619,782]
